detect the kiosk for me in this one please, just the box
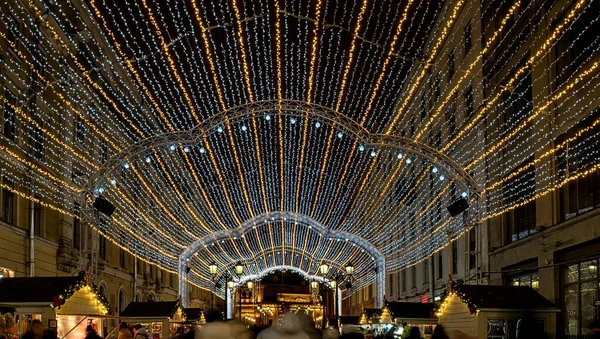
[119,301,184,339]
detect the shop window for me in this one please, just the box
[2,179,16,225]
[503,158,537,243]
[3,89,16,141]
[510,272,539,290]
[119,249,126,269]
[563,258,599,336]
[488,318,545,339]
[556,110,600,221]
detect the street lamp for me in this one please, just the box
[345,263,354,276]
[247,280,254,289]
[233,262,244,320]
[319,263,330,275]
[235,261,244,275]
[208,262,218,314]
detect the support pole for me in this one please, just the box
[28,171,35,277]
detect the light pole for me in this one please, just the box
[227,275,235,320]
[329,263,355,326]
[234,261,244,320]
[319,263,330,328]
[208,262,218,313]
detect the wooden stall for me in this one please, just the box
[436,284,559,339]
[0,274,112,339]
[387,302,437,338]
[119,301,184,339]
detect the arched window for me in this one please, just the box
[118,289,127,313]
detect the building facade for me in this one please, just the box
[0,0,221,324]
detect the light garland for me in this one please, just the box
[0,0,599,301]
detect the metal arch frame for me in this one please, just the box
[84,100,481,197]
[179,211,386,308]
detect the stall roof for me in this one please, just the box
[183,308,203,321]
[387,302,435,319]
[0,276,82,303]
[120,301,180,318]
[456,285,557,310]
[339,316,360,325]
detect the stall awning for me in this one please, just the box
[0,276,82,303]
[455,285,558,310]
[120,301,180,318]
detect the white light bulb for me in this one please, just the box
[217,126,223,133]
[290,118,296,124]
[110,179,117,185]
[370,151,377,157]
[359,145,365,151]
[169,144,176,151]
[432,167,438,173]
[199,147,206,153]
[397,153,403,159]
[97,187,105,194]
[265,114,271,121]
[123,162,130,169]
[315,122,321,128]
[337,132,343,138]
[241,125,248,131]
[406,158,412,164]
[461,192,468,198]
[439,175,445,181]
[145,157,151,163]
[184,146,190,153]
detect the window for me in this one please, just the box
[401,270,406,292]
[452,241,458,275]
[33,196,42,237]
[437,251,443,280]
[2,180,15,225]
[6,13,21,50]
[487,318,544,339]
[118,290,126,314]
[448,49,455,81]
[101,141,108,163]
[510,272,539,290]
[99,234,107,260]
[464,85,474,119]
[554,0,600,88]
[464,21,472,55]
[556,110,600,221]
[30,126,44,161]
[563,258,599,335]
[503,72,532,132]
[119,249,126,269]
[423,260,429,284]
[76,115,86,144]
[3,89,16,141]
[73,202,81,250]
[503,158,536,243]
[411,266,416,288]
[469,228,476,270]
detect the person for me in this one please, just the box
[117,322,132,339]
[407,327,420,339]
[21,320,44,339]
[132,325,147,339]
[170,327,185,339]
[256,312,310,339]
[85,325,102,339]
[430,325,449,339]
[295,313,321,339]
[400,323,410,339]
[41,329,57,339]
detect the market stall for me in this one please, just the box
[386,302,437,338]
[0,273,112,339]
[436,284,559,339]
[119,301,184,339]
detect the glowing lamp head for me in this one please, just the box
[345,263,354,276]
[311,281,319,289]
[330,280,337,289]
[247,281,254,289]
[208,262,217,276]
[227,280,235,289]
[319,263,330,275]
[235,261,244,275]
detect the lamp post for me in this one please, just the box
[318,263,330,328]
[208,262,218,313]
[234,261,244,320]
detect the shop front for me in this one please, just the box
[0,273,113,339]
[119,301,185,339]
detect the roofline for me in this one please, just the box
[476,308,560,313]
